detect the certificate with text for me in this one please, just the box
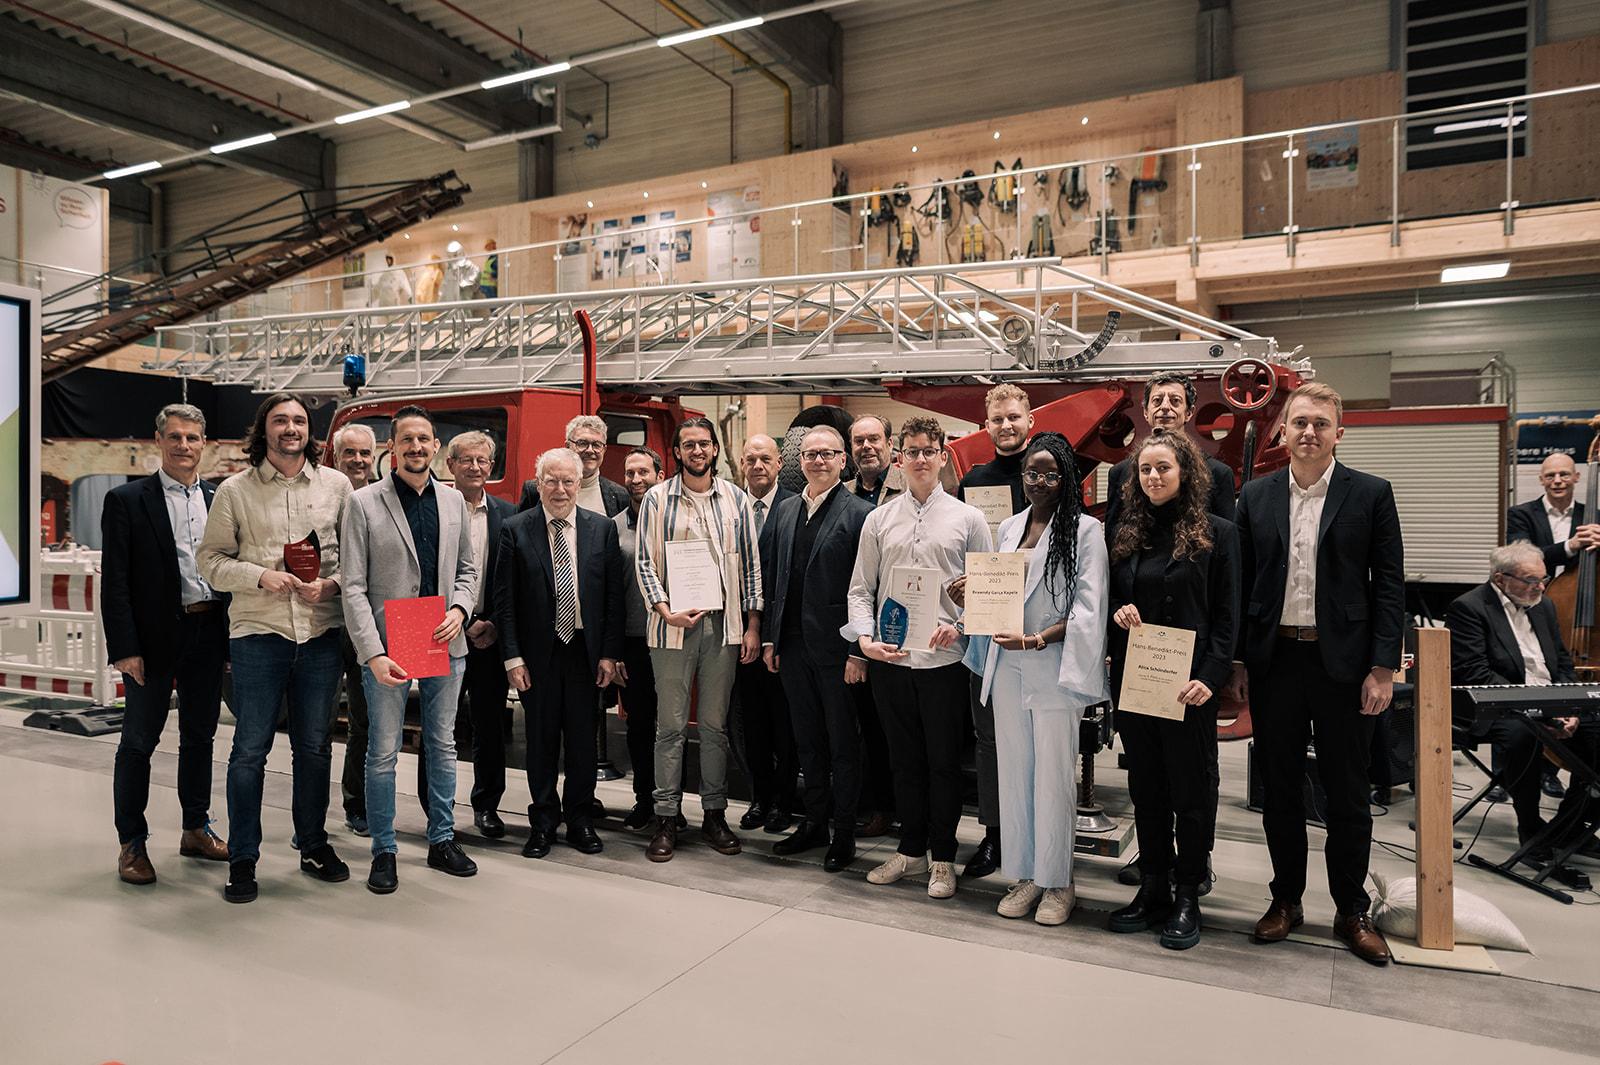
[1118,624,1196,721]
[962,552,1026,636]
[886,566,941,649]
[665,539,724,612]
[964,485,1012,543]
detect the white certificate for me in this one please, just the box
[665,539,724,612]
[1118,624,1197,720]
[962,552,1026,636]
[964,485,1012,543]
[887,565,941,649]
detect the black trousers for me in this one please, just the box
[852,676,896,816]
[1476,717,1546,840]
[778,638,863,833]
[338,632,369,819]
[872,661,968,862]
[461,643,511,814]
[967,672,1000,828]
[1253,638,1376,914]
[736,657,798,812]
[1116,702,1217,885]
[112,610,227,843]
[621,635,658,804]
[525,637,598,832]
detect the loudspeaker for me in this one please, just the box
[1246,740,1327,826]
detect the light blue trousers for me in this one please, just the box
[991,658,1083,889]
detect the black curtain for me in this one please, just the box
[44,368,336,440]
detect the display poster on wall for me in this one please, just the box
[17,171,104,301]
[593,218,620,282]
[1306,126,1359,190]
[556,213,589,292]
[674,227,693,263]
[341,251,366,290]
[1513,410,1598,504]
[0,296,21,601]
[706,186,761,281]
[0,166,17,286]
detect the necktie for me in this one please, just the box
[551,517,577,643]
[754,499,766,532]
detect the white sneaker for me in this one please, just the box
[1035,885,1076,926]
[867,851,929,885]
[997,879,1042,918]
[927,861,958,899]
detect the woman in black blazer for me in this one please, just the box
[1105,429,1240,951]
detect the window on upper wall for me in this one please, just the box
[1401,0,1532,172]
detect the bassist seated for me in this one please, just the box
[1446,543,1600,889]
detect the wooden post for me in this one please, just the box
[1413,626,1455,950]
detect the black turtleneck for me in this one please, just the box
[958,447,1029,513]
[1132,501,1180,618]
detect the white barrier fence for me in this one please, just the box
[0,549,122,705]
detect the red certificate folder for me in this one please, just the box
[384,596,450,678]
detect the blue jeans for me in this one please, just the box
[363,655,465,856]
[225,630,343,862]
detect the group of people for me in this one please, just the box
[100,374,1599,964]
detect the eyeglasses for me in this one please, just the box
[679,440,715,453]
[800,448,843,462]
[567,438,605,452]
[901,447,942,461]
[1503,572,1552,589]
[1021,470,1062,487]
[453,456,492,468]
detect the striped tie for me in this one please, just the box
[551,517,577,643]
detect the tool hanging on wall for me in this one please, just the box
[895,217,920,266]
[864,191,897,228]
[960,222,987,262]
[1126,149,1167,234]
[1026,212,1055,257]
[915,181,952,225]
[988,159,1022,214]
[1058,166,1089,224]
[891,182,912,209]
[1089,209,1121,255]
[956,170,985,210]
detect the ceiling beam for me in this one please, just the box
[702,0,839,88]
[0,131,152,223]
[0,15,331,189]
[188,0,549,134]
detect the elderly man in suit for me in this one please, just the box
[761,426,875,872]
[101,403,231,884]
[1507,452,1600,579]
[1446,541,1597,890]
[341,405,481,894]
[1227,382,1404,966]
[518,414,628,517]
[495,447,626,859]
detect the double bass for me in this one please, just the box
[1547,430,1600,678]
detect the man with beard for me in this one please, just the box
[341,406,480,892]
[634,418,764,862]
[200,393,352,904]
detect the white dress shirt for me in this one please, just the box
[159,469,216,606]
[1546,498,1575,557]
[465,493,489,614]
[803,482,836,520]
[1282,460,1335,627]
[1493,585,1552,686]
[504,508,583,672]
[750,484,780,532]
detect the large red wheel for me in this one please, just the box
[1220,358,1277,412]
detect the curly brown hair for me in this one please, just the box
[1110,429,1214,562]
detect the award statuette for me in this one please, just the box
[283,529,323,583]
[878,598,909,649]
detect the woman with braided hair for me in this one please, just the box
[959,432,1108,927]
[1105,429,1240,950]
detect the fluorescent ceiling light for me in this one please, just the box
[657,16,763,48]
[1432,114,1526,136]
[1440,261,1509,284]
[211,132,278,155]
[102,160,162,180]
[481,62,571,91]
[335,100,412,124]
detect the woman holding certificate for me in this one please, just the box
[1105,429,1239,951]
[959,432,1108,927]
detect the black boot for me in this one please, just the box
[1108,874,1172,933]
[1160,883,1202,950]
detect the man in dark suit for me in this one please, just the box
[495,447,626,858]
[1103,371,1236,533]
[1227,382,1404,966]
[1507,452,1598,579]
[517,414,628,516]
[101,403,230,884]
[1446,542,1597,889]
[761,426,875,872]
[735,433,798,831]
[444,432,518,838]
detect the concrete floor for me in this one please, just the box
[2,704,1597,1064]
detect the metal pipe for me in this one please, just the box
[653,0,793,153]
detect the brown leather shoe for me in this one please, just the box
[118,841,157,885]
[858,811,894,839]
[1252,899,1304,942]
[702,811,742,855]
[1333,912,1392,966]
[646,816,677,863]
[179,824,229,861]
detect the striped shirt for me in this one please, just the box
[635,474,763,650]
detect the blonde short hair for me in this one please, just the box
[446,430,496,461]
[1284,381,1343,426]
[984,383,1031,413]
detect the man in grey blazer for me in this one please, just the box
[341,405,480,894]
